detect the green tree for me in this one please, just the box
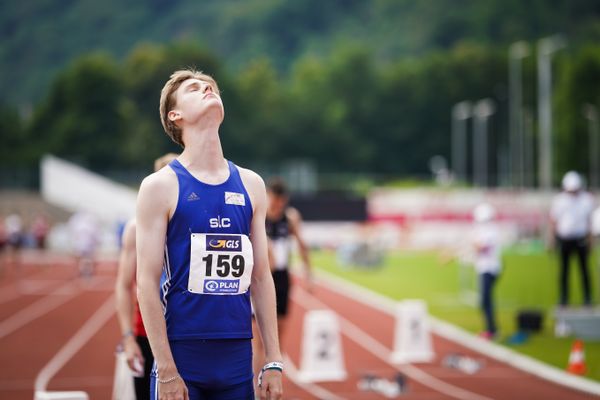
[555,45,600,179]
[29,52,124,170]
[286,47,377,172]
[220,58,289,166]
[0,104,28,165]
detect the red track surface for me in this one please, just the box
[0,253,595,399]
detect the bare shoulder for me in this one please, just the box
[286,207,302,223]
[237,166,265,191]
[137,167,178,217]
[236,165,266,209]
[124,218,136,233]
[122,219,137,246]
[139,167,176,194]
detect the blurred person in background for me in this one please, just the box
[5,212,24,272]
[252,177,313,381]
[136,69,282,400]
[550,171,595,307]
[115,153,177,400]
[68,210,99,278]
[0,216,7,276]
[31,213,50,250]
[472,203,502,340]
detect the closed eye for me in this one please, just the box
[186,82,201,92]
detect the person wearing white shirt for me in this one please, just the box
[68,211,99,278]
[472,203,502,339]
[550,171,594,306]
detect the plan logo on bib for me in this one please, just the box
[204,279,240,294]
[225,192,245,206]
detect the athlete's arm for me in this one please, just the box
[114,220,143,372]
[136,171,188,400]
[287,207,313,288]
[241,169,283,400]
[267,238,276,272]
[549,197,561,249]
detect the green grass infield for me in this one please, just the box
[309,247,600,382]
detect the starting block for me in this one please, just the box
[297,309,347,382]
[34,392,89,400]
[390,299,434,364]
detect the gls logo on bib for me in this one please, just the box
[206,235,242,252]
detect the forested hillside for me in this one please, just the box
[3,0,600,106]
[2,0,600,185]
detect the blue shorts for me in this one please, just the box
[150,377,254,400]
[150,339,254,400]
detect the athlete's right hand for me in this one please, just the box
[158,378,189,400]
[123,335,144,374]
[259,369,283,400]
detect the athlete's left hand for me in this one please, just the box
[259,369,283,400]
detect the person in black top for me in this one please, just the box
[252,177,313,379]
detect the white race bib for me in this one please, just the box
[272,238,290,271]
[189,233,253,295]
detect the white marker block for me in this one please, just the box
[34,392,89,400]
[390,299,434,364]
[111,351,136,400]
[297,309,347,382]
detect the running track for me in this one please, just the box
[0,252,595,399]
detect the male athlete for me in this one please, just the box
[115,153,177,400]
[136,69,282,400]
[252,178,312,377]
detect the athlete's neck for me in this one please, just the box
[178,126,227,178]
[267,207,285,220]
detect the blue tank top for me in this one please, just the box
[162,159,254,340]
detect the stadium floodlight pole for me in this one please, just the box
[523,108,535,188]
[452,101,472,184]
[583,103,599,190]
[537,34,566,191]
[509,41,530,188]
[472,98,496,187]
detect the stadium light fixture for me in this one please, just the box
[473,98,496,187]
[451,101,472,184]
[537,34,566,191]
[583,103,599,190]
[509,41,530,188]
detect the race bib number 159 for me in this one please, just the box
[189,233,253,295]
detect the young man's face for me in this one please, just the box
[170,78,224,127]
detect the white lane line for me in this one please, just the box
[0,376,111,391]
[0,287,23,305]
[313,268,600,397]
[291,287,494,400]
[17,280,68,295]
[0,276,69,304]
[0,282,80,339]
[34,294,115,392]
[282,354,347,400]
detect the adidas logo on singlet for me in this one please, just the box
[187,192,200,201]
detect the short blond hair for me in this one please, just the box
[153,153,178,172]
[159,69,220,147]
